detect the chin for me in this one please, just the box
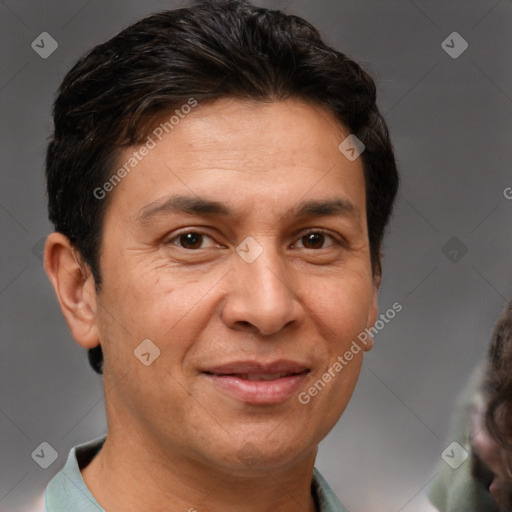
[207,437,313,474]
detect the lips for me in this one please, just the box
[204,360,309,375]
[202,360,310,404]
[226,372,296,381]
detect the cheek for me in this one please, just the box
[306,271,375,342]
[297,273,375,424]
[101,258,190,330]
[97,260,229,369]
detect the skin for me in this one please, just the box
[45,98,380,512]
[471,402,512,511]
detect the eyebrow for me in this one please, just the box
[136,194,360,224]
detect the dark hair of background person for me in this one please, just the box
[45,0,400,375]
[484,300,512,461]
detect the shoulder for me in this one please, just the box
[44,435,107,512]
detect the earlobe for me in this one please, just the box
[44,232,100,349]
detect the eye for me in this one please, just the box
[167,229,341,252]
[169,231,218,250]
[294,231,340,250]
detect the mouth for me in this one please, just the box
[201,361,310,404]
[205,371,304,381]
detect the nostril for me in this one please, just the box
[233,320,255,330]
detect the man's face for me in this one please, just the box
[93,98,379,472]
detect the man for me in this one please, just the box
[42,1,399,510]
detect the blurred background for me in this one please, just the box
[1,1,512,511]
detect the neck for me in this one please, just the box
[81,426,319,512]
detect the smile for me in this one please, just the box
[202,360,310,404]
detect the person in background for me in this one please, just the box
[474,300,512,511]
[429,301,512,512]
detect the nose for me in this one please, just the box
[221,244,304,336]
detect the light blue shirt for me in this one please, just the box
[44,435,350,512]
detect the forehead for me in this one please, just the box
[106,98,366,222]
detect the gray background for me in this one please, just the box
[1,1,512,511]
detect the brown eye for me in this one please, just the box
[302,233,325,249]
[178,232,203,249]
[169,232,213,250]
[296,231,338,250]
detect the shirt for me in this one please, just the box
[44,435,350,512]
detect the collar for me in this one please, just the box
[45,435,349,512]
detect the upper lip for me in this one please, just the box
[203,360,310,375]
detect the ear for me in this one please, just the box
[364,268,382,352]
[44,232,100,349]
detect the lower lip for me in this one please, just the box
[203,372,309,404]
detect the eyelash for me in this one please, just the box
[166,229,344,250]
